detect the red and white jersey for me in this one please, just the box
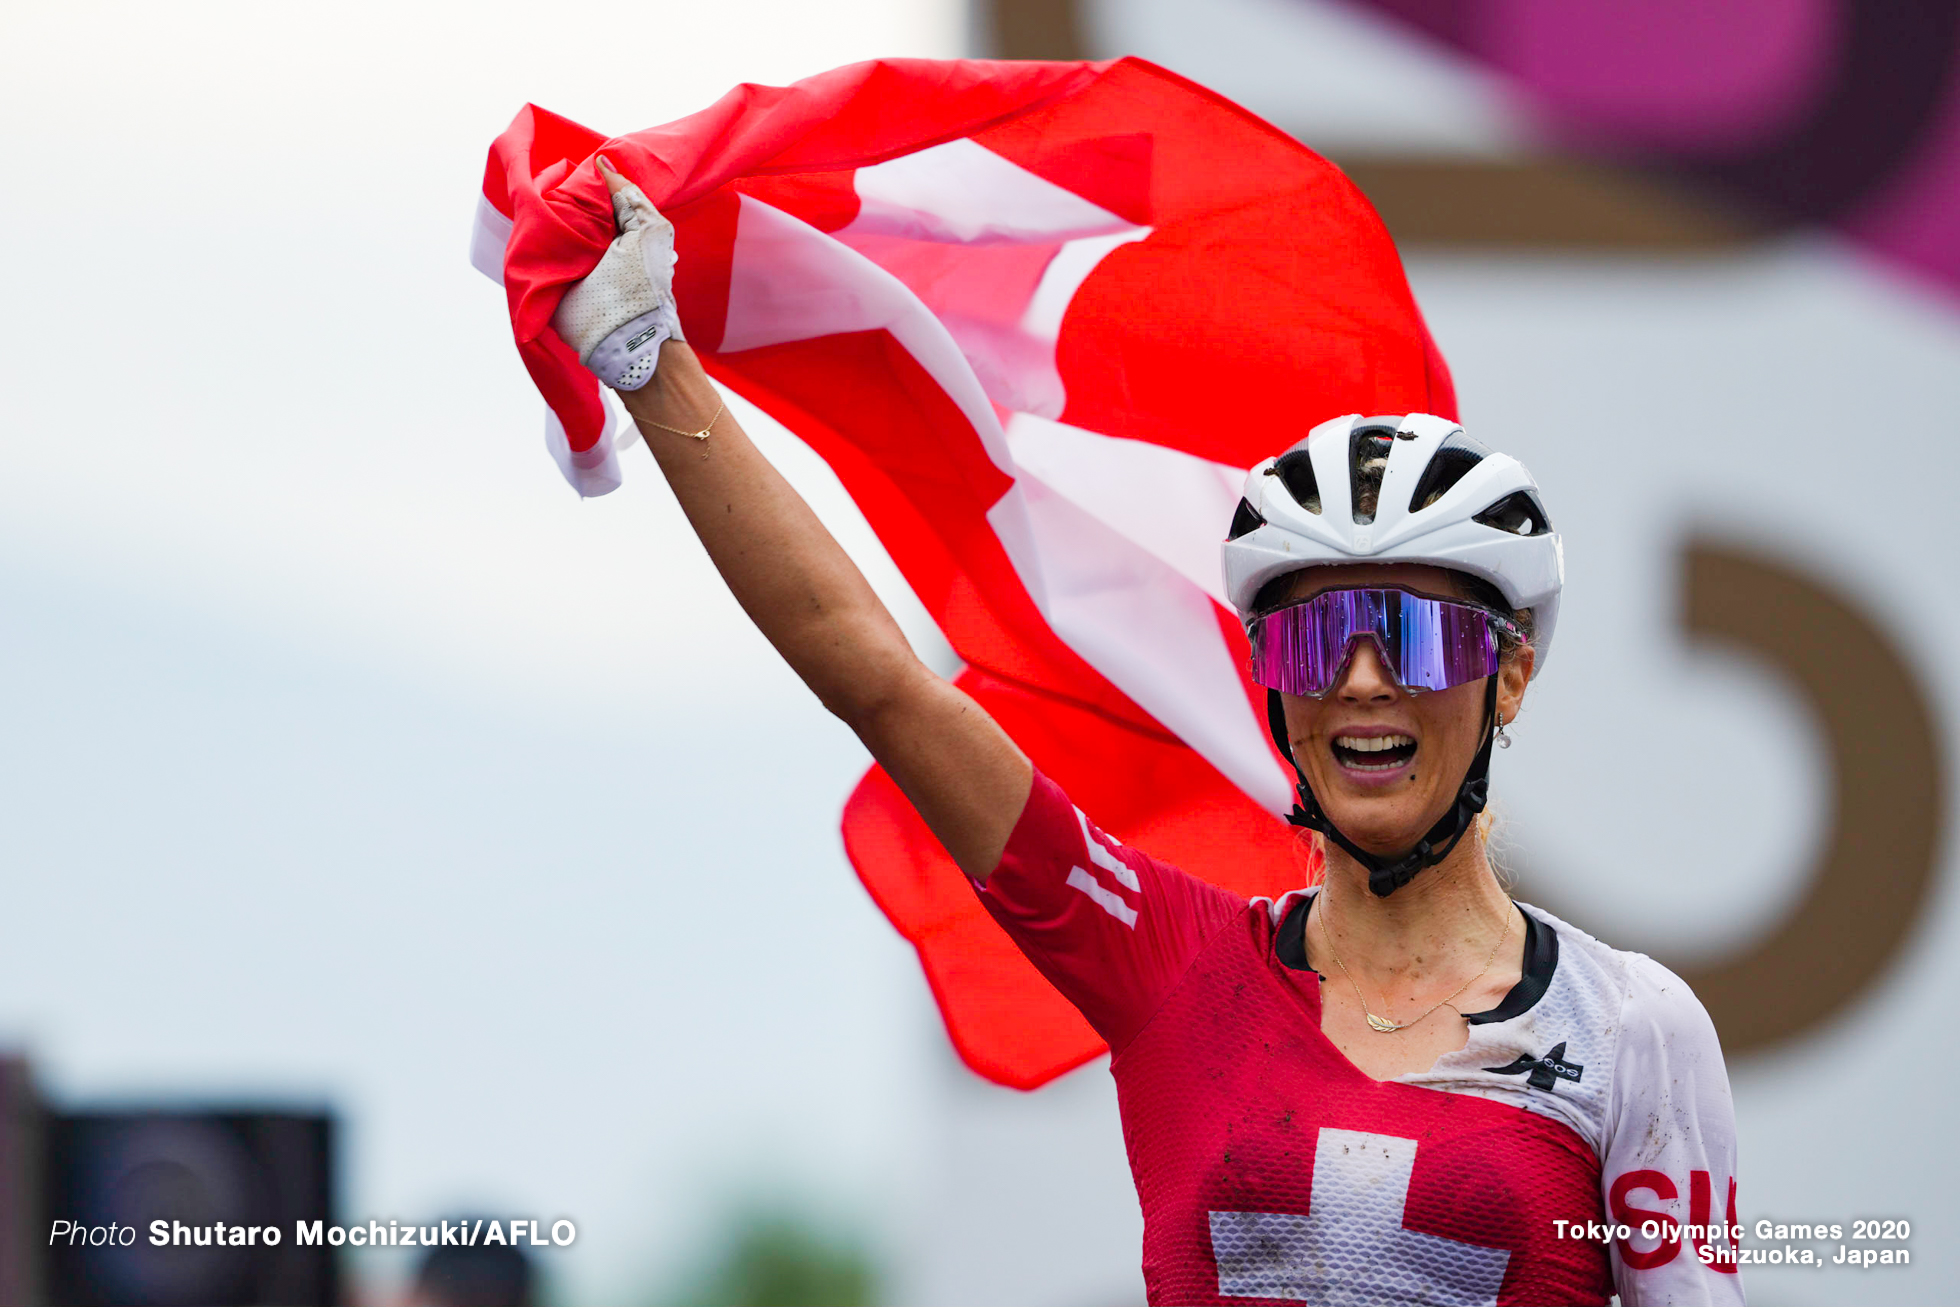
[976,770,1745,1306]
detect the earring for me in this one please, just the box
[1495,712,1512,749]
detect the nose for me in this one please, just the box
[1336,637,1401,703]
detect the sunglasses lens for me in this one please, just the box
[1248,589,1372,696]
[1248,588,1503,697]
[1394,590,1504,690]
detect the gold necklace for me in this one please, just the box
[1316,888,1514,1034]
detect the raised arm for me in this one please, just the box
[585,167,1030,878]
[623,346,1030,876]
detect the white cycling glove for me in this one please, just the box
[550,168,683,390]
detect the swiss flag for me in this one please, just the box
[475,57,1456,1088]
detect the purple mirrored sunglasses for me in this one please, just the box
[1247,587,1521,698]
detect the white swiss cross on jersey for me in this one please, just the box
[1211,1129,1511,1303]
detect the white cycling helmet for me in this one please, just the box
[1222,412,1564,896]
[1222,411,1563,671]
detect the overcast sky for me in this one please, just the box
[0,3,971,1301]
[7,4,1960,1305]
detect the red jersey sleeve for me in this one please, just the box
[973,768,1249,1053]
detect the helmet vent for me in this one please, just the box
[1475,489,1553,536]
[1270,450,1322,514]
[1348,425,1398,524]
[1227,498,1265,539]
[1407,432,1491,513]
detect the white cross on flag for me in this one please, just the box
[475,57,1457,1088]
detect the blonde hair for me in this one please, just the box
[1476,801,1517,890]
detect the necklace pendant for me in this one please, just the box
[1366,1013,1403,1033]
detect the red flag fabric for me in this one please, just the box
[474,57,1456,1088]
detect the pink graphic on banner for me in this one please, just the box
[1352,0,1960,299]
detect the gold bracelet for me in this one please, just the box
[632,397,725,441]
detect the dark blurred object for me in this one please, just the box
[666,1208,879,1307]
[43,1111,335,1307]
[412,1234,533,1307]
[1334,157,1763,249]
[987,0,1089,61]
[0,1056,46,1306]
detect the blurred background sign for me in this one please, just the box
[930,2,1959,1304]
[988,0,1960,275]
[2,1,1956,1304]
[959,0,1958,1056]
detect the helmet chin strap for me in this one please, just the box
[1266,678,1499,898]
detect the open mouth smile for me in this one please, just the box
[1331,732,1418,774]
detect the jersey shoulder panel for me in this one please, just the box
[1525,913,1744,1305]
[1535,917,1734,1168]
[1610,950,1729,1118]
[1600,945,1737,1189]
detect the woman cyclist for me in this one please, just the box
[557,158,1743,1306]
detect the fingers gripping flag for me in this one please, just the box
[475,57,1456,1089]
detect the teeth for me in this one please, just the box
[1340,734,1413,753]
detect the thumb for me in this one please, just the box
[595,153,655,235]
[595,154,630,198]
